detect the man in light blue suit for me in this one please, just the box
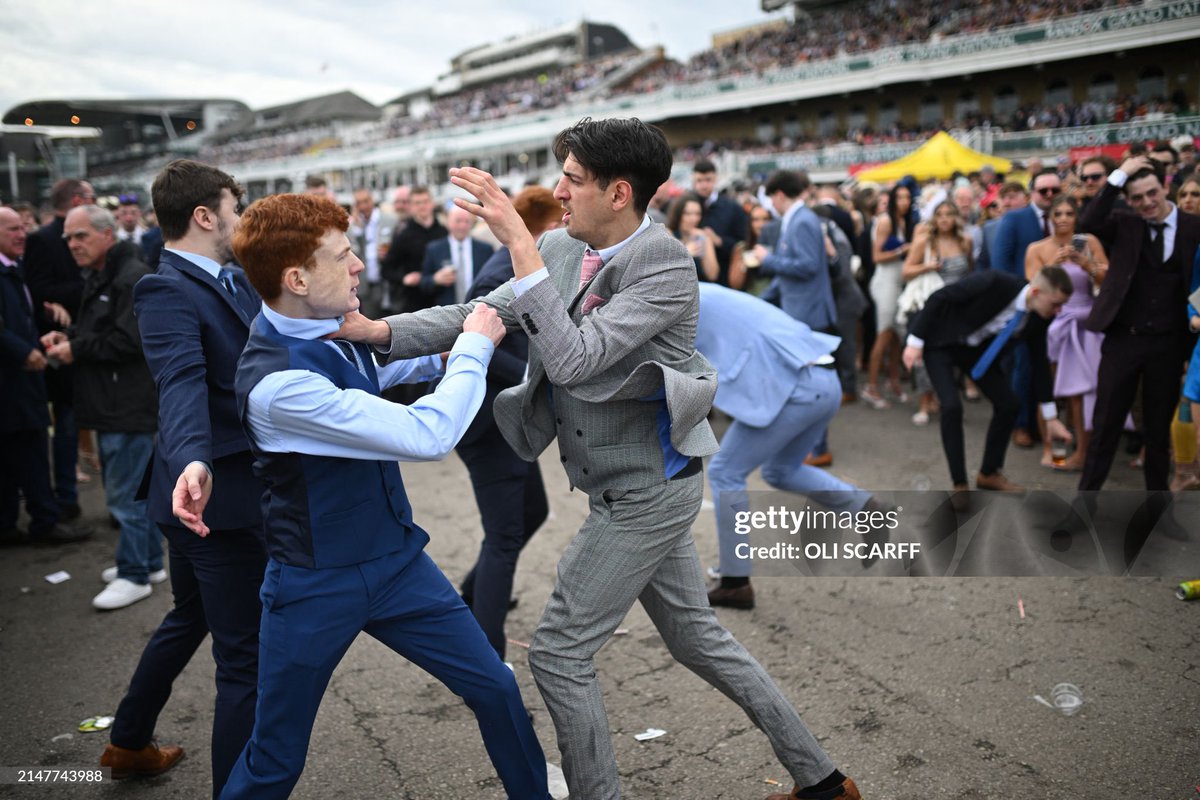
[696,284,872,610]
[988,169,1062,447]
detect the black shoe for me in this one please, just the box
[0,526,30,546]
[108,514,120,530]
[31,524,94,546]
[58,502,82,521]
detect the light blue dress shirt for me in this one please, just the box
[245,304,494,462]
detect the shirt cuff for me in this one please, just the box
[510,268,549,297]
[1040,402,1058,421]
[186,460,213,478]
[1108,169,1128,188]
[906,334,924,349]
[450,330,495,363]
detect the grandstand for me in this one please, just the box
[4,1,1199,203]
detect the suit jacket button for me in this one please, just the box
[582,468,589,475]
[576,429,583,437]
[521,313,531,320]
[560,455,567,462]
[556,417,562,424]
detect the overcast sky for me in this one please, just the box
[1,0,785,115]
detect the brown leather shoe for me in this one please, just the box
[804,452,834,467]
[100,743,184,779]
[766,775,862,799]
[841,392,857,406]
[707,582,755,610]
[1011,428,1035,448]
[976,471,1026,494]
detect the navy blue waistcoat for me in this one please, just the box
[235,314,428,569]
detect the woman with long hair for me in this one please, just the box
[902,200,974,425]
[665,192,719,282]
[728,203,773,295]
[862,183,915,408]
[1025,194,1108,471]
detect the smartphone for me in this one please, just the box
[1071,235,1087,252]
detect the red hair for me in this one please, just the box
[233,194,348,301]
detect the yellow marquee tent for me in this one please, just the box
[854,132,1012,182]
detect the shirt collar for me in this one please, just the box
[590,215,651,266]
[165,247,223,280]
[0,253,16,268]
[1162,203,1179,230]
[261,302,342,341]
[1015,284,1030,313]
[780,198,804,231]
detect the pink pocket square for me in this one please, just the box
[581,294,608,315]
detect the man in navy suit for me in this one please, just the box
[1,207,92,546]
[692,158,747,285]
[100,161,267,797]
[420,204,494,306]
[990,169,1063,447]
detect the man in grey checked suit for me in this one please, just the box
[337,118,861,800]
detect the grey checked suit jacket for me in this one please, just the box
[380,223,719,493]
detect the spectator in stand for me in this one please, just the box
[979,181,1028,270]
[1077,155,1119,216]
[303,175,333,200]
[391,185,412,223]
[0,206,93,547]
[692,159,747,286]
[42,206,158,609]
[665,192,719,282]
[1176,174,1200,216]
[22,178,94,522]
[115,194,147,248]
[10,201,39,234]
[728,203,773,297]
[953,184,983,261]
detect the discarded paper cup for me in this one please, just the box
[1050,683,1083,716]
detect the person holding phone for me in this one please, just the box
[1025,194,1108,471]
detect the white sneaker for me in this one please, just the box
[92,578,152,611]
[101,566,167,584]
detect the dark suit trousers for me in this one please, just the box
[1080,331,1189,491]
[110,523,266,798]
[458,428,548,659]
[925,344,1020,485]
[0,428,59,534]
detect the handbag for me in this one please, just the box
[895,243,944,327]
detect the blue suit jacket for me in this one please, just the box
[695,283,839,427]
[420,236,495,306]
[760,205,837,330]
[133,249,264,530]
[990,206,1044,277]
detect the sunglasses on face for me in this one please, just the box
[1080,173,1106,182]
[1035,187,1062,197]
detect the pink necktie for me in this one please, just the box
[579,250,603,290]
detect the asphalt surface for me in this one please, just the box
[1,391,1198,799]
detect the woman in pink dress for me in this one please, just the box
[1025,195,1109,471]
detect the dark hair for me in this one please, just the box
[1078,155,1115,175]
[151,160,243,242]
[887,183,914,239]
[552,117,672,216]
[1151,142,1179,164]
[999,181,1027,197]
[1048,194,1079,215]
[745,203,771,247]
[664,192,703,234]
[49,179,89,212]
[410,185,432,198]
[233,194,348,302]
[692,158,717,175]
[1125,163,1166,190]
[1036,263,1074,297]
[304,175,327,189]
[764,170,808,199]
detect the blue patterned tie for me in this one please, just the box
[218,268,238,297]
[970,310,1024,381]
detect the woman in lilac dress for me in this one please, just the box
[1025,195,1109,470]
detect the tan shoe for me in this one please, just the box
[804,452,834,467]
[100,742,184,779]
[766,775,862,799]
[1011,428,1035,448]
[976,471,1026,494]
